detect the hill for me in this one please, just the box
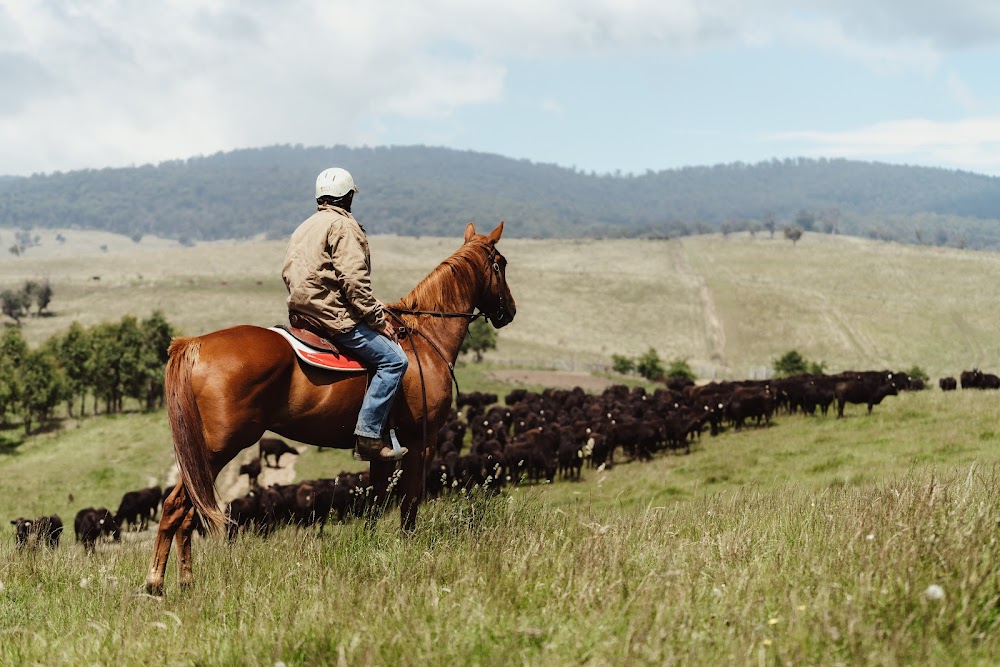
[2,228,999,381]
[2,145,1000,248]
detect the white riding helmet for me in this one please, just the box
[315,167,359,199]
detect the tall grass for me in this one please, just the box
[1,468,997,665]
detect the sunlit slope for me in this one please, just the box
[2,228,1000,379]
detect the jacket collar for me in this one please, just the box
[317,203,352,217]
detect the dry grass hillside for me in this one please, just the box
[2,226,999,380]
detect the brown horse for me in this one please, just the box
[145,221,514,595]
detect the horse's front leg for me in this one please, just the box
[175,506,200,588]
[399,440,428,535]
[145,482,191,596]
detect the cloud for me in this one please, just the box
[771,117,1000,174]
[1,1,1000,175]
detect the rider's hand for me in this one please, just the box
[381,320,398,342]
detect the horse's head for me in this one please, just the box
[464,221,516,328]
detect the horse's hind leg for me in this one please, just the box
[176,506,200,588]
[145,481,192,596]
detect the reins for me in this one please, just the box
[383,242,509,454]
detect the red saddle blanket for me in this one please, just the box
[268,325,366,372]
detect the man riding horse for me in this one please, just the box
[282,167,409,463]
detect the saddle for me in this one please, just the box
[269,312,366,372]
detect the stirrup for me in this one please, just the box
[353,434,408,462]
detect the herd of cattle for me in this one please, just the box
[8,366,998,549]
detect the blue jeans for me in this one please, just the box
[333,323,409,439]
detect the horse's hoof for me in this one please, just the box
[145,581,164,597]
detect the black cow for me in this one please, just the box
[834,379,898,418]
[226,492,261,541]
[259,437,300,468]
[115,486,162,531]
[74,507,121,554]
[11,515,63,549]
[295,479,336,534]
[239,457,263,488]
[725,387,774,431]
[939,377,957,391]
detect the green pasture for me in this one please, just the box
[2,229,1000,664]
[2,385,1000,664]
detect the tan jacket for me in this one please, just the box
[282,204,385,335]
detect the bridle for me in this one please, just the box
[384,243,510,444]
[386,243,510,326]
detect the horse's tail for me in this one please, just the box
[165,337,226,534]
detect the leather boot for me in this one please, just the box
[353,435,408,462]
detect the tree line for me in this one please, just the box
[0,312,176,434]
[2,145,1000,249]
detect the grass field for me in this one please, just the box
[4,227,1000,379]
[2,389,1000,664]
[2,228,1000,664]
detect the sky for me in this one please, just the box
[2,1,1000,178]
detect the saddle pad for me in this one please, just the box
[268,326,366,372]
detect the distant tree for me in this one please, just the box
[0,288,32,324]
[117,315,148,411]
[665,358,696,383]
[635,348,665,381]
[819,208,841,234]
[48,321,92,417]
[795,209,816,231]
[906,365,930,384]
[20,349,68,434]
[86,321,123,414]
[807,360,827,375]
[783,225,803,245]
[459,318,497,362]
[934,228,948,246]
[0,328,28,422]
[773,350,809,377]
[23,280,53,315]
[611,354,635,375]
[140,311,177,409]
[763,212,776,238]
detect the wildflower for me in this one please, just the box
[762,639,772,646]
[79,577,90,589]
[711,587,723,598]
[866,533,875,541]
[768,618,780,625]
[797,605,806,611]
[924,584,945,601]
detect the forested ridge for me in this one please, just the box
[2,144,1000,248]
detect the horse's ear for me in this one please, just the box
[464,222,477,243]
[487,220,504,244]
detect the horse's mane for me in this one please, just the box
[389,239,489,329]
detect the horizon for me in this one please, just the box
[3,143,1000,182]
